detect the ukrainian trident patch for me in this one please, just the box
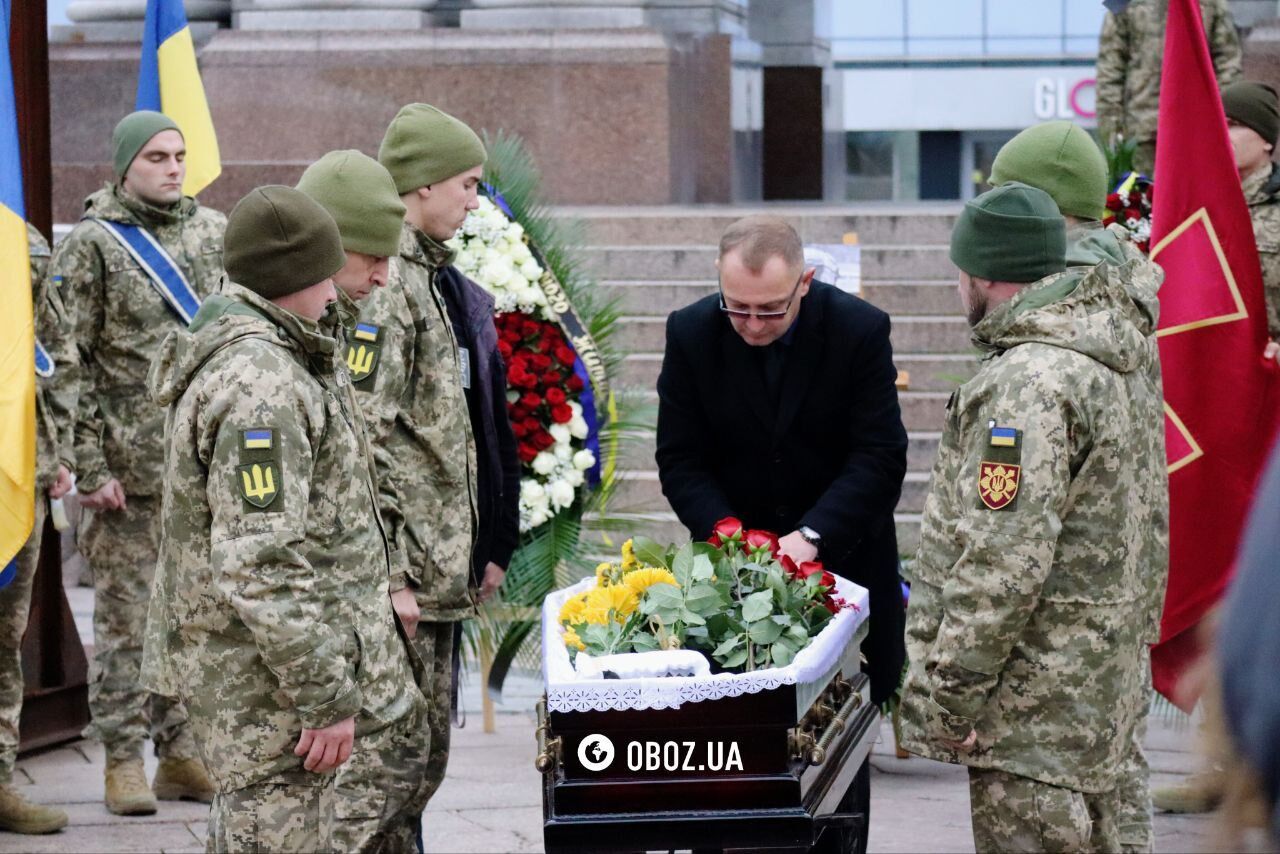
[238,428,282,512]
[978,462,1020,510]
[346,323,381,385]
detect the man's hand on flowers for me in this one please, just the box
[778,530,818,564]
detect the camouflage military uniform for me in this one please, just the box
[0,226,77,786]
[50,183,225,762]
[900,263,1167,852]
[143,281,423,850]
[1097,0,1241,176]
[1243,162,1280,339]
[352,222,478,806]
[1067,222,1169,853]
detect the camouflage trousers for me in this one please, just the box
[80,497,195,762]
[1112,655,1154,854]
[0,500,45,785]
[207,771,332,853]
[332,696,432,853]
[968,768,1119,853]
[412,621,455,809]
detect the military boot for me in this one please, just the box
[104,758,157,816]
[1152,767,1225,813]
[152,757,214,804]
[0,784,68,834]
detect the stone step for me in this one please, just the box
[617,352,974,393]
[582,245,954,282]
[559,205,960,246]
[862,281,960,315]
[612,314,973,360]
[615,429,943,475]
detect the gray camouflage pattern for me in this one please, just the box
[411,621,455,810]
[969,768,1119,853]
[142,281,418,794]
[207,772,333,854]
[354,223,477,620]
[900,262,1167,795]
[1097,0,1241,166]
[1243,163,1280,340]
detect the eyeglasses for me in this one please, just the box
[718,272,805,320]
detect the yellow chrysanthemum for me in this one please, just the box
[595,562,614,585]
[623,567,678,596]
[581,583,639,624]
[558,592,589,626]
[562,626,586,651]
[621,538,639,570]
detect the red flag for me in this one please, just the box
[1150,0,1280,708]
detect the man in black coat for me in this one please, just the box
[656,215,907,705]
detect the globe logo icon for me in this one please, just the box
[577,733,615,772]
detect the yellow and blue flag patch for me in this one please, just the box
[354,323,379,343]
[242,429,274,451]
[989,425,1018,448]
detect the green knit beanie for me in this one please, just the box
[989,121,1108,221]
[1222,81,1280,147]
[112,111,182,180]
[378,103,487,195]
[223,186,346,299]
[296,150,407,258]
[950,182,1066,284]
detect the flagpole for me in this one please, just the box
[8,0,92,752]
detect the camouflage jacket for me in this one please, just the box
[142,281,418,793]
[29,225,78,492]
[1097,0,1240,147]
[900,264,1165,793]
[353,223,477,621]
[1243,163,1280,339]
[1066,221,1169,646]
[51,184,225,495]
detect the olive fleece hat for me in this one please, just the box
[378,103,487,195]
[1223,81,1280,147]
[296,150,407,258]
[112,110,182,180]
[989,121,1108,221]
[950,182,1067,284]
[223,186,346,299]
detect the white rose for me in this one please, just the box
[532,452,558,476]
[495,292,518,313]
[573,450,596,471]
[507,221,525,240]
[564,468,585,488]
[478,260,513,288]
[548,479,576,510]
[554,443,572,462]
[511,241,534,264]
[569,401,583,417]
[519,259,543,281]
[527,508,549,528]
[549,424,571,445]
[520,479,545,502]
[569,417,589,440]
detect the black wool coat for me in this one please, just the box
[655,282,908,704]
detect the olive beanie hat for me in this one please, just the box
[296,150,407,258]
[223,186,346,299]
[1222,81,1280,147]
[112,111,182,180]
[378,103,487,195]
[950,182,1067,284]
[989,121,1109,221]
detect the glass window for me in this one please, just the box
[831,38,909,58]
[832,0,905,39]
[986,36,1063,54]
[907,37,985,57]
[1065,2,1109,40]
[985,0,1060,37]
[1065,35,1099,55]
[847,132,897,201]
[906,0,982,39]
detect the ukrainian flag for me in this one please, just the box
[0,0,35,589]
[136,0,221,196]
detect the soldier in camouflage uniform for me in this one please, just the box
[990,120,1169,852]
[0,225,76,835]
[1097,0,1240,177]
[900,183,1166,852]
[1224,82,1280,351]
[353,104,484,821]
[296,151,441,850]
[143,186,423,853]
[49,111,223,814]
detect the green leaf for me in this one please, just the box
[787,624,809,643]
[680,609,707,626]
[742,590,774,623]
[671,544,695,585]
[683,584,722,613]
[770,640,797,667]
[770,613,792,626]
[748,619,784,644]
[630,634,659,652]
[630,535,669,569]
[685,626,709,639]
[713,635,742,657]
[691,554,715,582]
[643,584,684,610]
[720,648,748,668]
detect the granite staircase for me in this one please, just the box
[564,204,969,557]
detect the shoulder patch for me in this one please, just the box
[346,324,381,386]
[977,420,1022,511]
[237,428,282,512]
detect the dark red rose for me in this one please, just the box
[708,517,744,547]
[780,554,799,578]
[818,570,836,589]
[555,345,577,367]
[497,340,513,361]
[1137,239,1150,254]
[522,417,540,433]
[822,596,845,615]
[517,443,538,463]
[743,529,780,558]
[532,430,556,451]
[517,371,539,390]
[1128,190,1143,206]
[508,405,527,422]
[521,320,541,338]
[1105,192,1123,212]
[538,336,555,354]
[550,403,573,424]
[530,354,552,372]
[511,422,528,439]
[566,374,585,393]
[797,561,825,579]
[1124,207,1142,222]
[1102,215,1116,226]
[541,371,562,387]
[545,387,567,406]
[520,392,542,409]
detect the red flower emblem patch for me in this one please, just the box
[978,462,1020,510]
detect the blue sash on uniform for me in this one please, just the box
[92,219,201,324]
[34,339,53,378]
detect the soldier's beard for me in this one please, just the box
[964,279,988,328]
